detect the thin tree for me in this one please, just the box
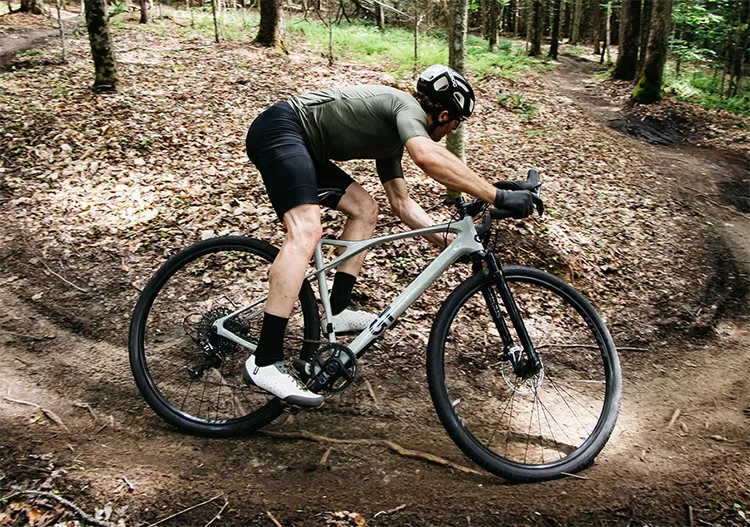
[549,0,561,59]
[83,0,118,91]
[211,0,220,42]
[413,0,419,77]
[570,0,582,44]
[613,0,641,79]
[255,0,286,50]
[728,0,749,98]
[632,0,673,103]
[488,0,499,50]
[637,0,652,74]
[528,0,542,56]
[601,0,611,63]
[446,0,469,201]
[139,0,148,23]
[55,0,66,62]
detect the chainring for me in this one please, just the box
[307,343,358,394]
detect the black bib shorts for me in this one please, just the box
[246,102,354,220]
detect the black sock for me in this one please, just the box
[329,271,357,315]
[254,312,289,366]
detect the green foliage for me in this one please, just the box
[496,92,538,118]
[664,65,750,116]
[666,0,748,114]
[109,1,128,16]
[290,19,543,79]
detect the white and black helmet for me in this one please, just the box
[417,65,475,119]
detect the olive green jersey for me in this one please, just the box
[288,85,430,182]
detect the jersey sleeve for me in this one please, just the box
[395,100,430,144]
[376,151,405,184]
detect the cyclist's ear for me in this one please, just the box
[437,109,451,125]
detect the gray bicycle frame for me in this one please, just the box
[213,214,484,358]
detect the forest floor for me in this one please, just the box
[1,10,750,527]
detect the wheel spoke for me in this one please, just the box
[131,240,319,433]
[431,269,620,480]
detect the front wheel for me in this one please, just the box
[427,266,621,482]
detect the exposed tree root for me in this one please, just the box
[261,429,485,476]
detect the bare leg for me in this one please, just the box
[334,182,379,278]
[265,203,322,318]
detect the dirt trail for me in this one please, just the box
[2,51,750,526]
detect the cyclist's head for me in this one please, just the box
[414,65,475,126]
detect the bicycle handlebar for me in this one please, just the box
[457,169,544,220]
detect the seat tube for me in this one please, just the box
[314,243,336,342]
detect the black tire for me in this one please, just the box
[129,236,320,437]
[427,266,621,482]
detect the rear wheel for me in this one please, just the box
[129,236,320,437]
[427,266,621,481]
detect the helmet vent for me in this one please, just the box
[433,77,450,91]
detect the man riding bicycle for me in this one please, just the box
[244,65,535,407]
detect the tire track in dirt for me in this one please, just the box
[2,282,749,525]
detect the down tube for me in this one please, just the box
[348,221,484,357]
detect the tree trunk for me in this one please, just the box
[528,0,542,56]
[56,0,66,62]
[378,2,384,30]
[20,0,43,14]
[446,0,468,201]
[602,0,611,62]
[479,0,488,39]
[632,0,673,103]
[255,0,286,50]
[413,0,419,76]
[211,0,219,42]
[83,0,118,92]
[570,0,582,44]
[613,0,641,79]
[637,0,652,74]
[548,0,561,58]
[488,0,498,50]
[728,0,749,97]
[592,0,601,54]
[139,0,148,23]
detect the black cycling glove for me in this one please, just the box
[493,189,534,219]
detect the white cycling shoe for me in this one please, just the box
[243,355,325,408]
[322,308,377,334]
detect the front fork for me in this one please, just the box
[473,252,543,379]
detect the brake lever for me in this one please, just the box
[532,195,544,216]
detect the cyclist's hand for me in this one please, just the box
[493,189,534,219]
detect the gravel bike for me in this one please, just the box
[129,170,622,482]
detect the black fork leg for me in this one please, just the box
[482,254,543,374]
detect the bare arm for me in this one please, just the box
[383,178,447,248]
[404,136,497,204]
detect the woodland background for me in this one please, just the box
[1,0,749,524]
